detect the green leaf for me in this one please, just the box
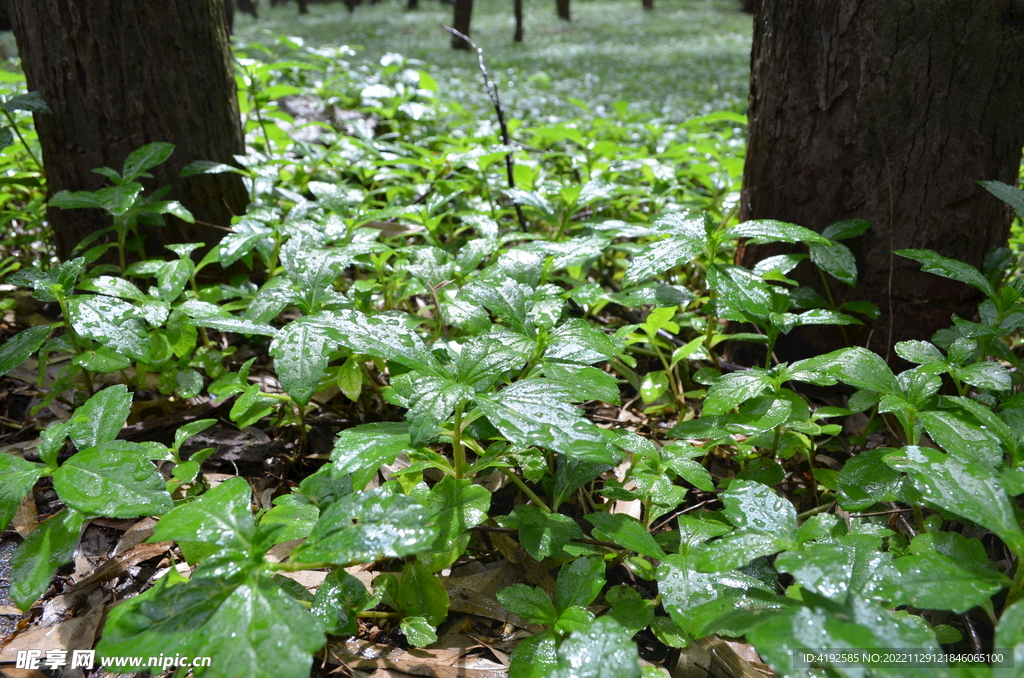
[122,142,175,180]
[98,566,323,678]
[311,568,371,636]
[836,448,902,510]
[816,346,900,395]
[321,309,443,375]
[702,370,771,415]
[0,325,53,377]
[543,363,622,405]
[49,189,103,210]
[546,318,625,365]
[721,479,797,536]
[53,441,172,518]
[509,630,559,678]
[623,219,704,288]
[980,180,1024,220]
[820,218,870,242]
[331,422,416,492]
[452,333,529,390]
[476,380,616,463]
[229,383,277,429]
[707,264,774,321]
[919,410,1002,467]
[638,370,669,404]
[894,340,945,365]
[397,561,450,626]
[291,489,438,565]
[151,476,256,550]
[585,513,666,559]
[11,509,84,611]
[179,160,245,177]
[810,239,858,286]
[190,314,277,336]
[553,456,613,510]
[68,384,132,450]
[994,599,1024,678]
[259,503,319,544]
[0,454,45,531]
[67,295,151,362]
[419,477,490,571]
[270,316,334,407]
[884,446,1024,554]
[606,586,655,636]
[896,248,996,298]
[555,556,606,613]
[955,360,1013,391]
[889,551,1008,613]
[730,219,830,244]
[551,616,641,678]
[389,373,471,446]
[501,505,584,561]
[400,616,438,647]
[661,444,715,492]
[775,544,854,603]
[497,584,557,625]
[2,91,52,114]
[696,530,791,572]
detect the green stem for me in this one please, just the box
[499,467,552,513]
[1006,558,1024,607]
[2,109,42,171]
[357,610,402,619]
[267,561,333,572]
[116,216,127,272]
[453,401,466,480]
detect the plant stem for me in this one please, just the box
[498,467,552,513]
[2,109,43,171]
[452,401,466,479]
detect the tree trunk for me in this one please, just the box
[407,0,419,10]
[224,0,235,33]
[451,0,473,50]
[514,0,523,42]
[9,0,248,263]
[237,0,259,18]
[739,0,1024,361]
[641,0,653,10]
[556,0,570,21]
[297,0,309,13]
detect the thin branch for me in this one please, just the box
[440,24,528,233]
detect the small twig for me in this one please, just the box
[440,24,528,233]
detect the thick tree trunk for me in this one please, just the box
[556,0,570,21]
[739,0,1024,360]
[237,0,259,18]
[451,0,473,50]
[407,0,419,10]
[641,0,653,10]
[297,0,309,14]
[224,0,235,33]
[9,0,248,263]
[514,0,523,42]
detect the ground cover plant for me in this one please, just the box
[3,8,1024,678]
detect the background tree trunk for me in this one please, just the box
[556,0,570,21]
[407,0,419,10]
[514,0,523,42]
[739,0,1024,361]
[641,0,653,10]
[451,0,473,49]
[9,0,249,263]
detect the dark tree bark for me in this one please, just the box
[556,0,570,21]
[407,0,419,10]
[641,0,653,10]
[297,0,309,13]
[739,0,1024,361]
[237,0,259,18]
[224,0,235,33]
[514,0,523,42]
[0,0,10,31]
[9,0,249,262]
[451,0,473,50]
[738,0,753,12]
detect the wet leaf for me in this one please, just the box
[623,225,704,287]
[122,141,175,180]
[810,239,858,286]
[476,380,616,463]
[67,294,151,362]
[775,544,854,603]
[730,219,830,244]
[897,249,996,298]
[311,568,371,636]
[151,476,256,550]
[292,488,438,565]
[498,584,557,625]
[585,513,666,559]
[331,422,416,491]
[509,630,558,678]
[11,509,84,611]
[398,561,451,626]
[270,316,335,407]
[400,616,437,647]
[836,448,902,510]
[707,264,773,321]
[555,556,605,613]
[0,454,45,531]
[419,477,490,571]
[501,505,583,561]
[889,551,1008,613]
[550,616,641,678]
[884,446,1024,554]
[68,384,132,450]
[702,370,771,415]
[0,324,53,377]
[54,441,172,518]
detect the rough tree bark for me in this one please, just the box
[451,0,473,50]
[9,0,249,262]
[739,0,1024,360]
[556,0,570,21]
[514,0,523,42]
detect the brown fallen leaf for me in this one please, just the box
[1,590,106,662]
[327,638,506,678]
